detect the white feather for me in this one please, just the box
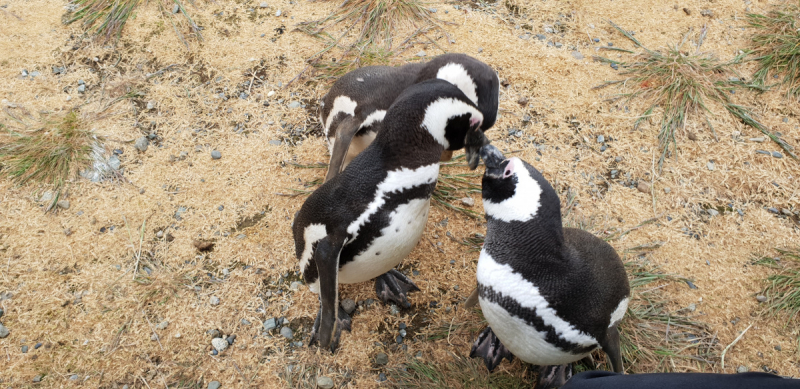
[323,95,358,137]
[482,157,542,222]
[300,223,328,293]
[420,98,483,149]
[359,110,386,130]
[608,297,629,328]
[436,63,479,105]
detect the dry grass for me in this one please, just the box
[294,0,450,80]
[755,248,800,325]
[747,2,800,99]
[389,352,530,388]
[0,110,95,210]
[594,22,797,169]
[65,0,202,46]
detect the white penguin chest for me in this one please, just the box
[338,198,430,283]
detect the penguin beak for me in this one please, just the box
[464,118,489,170]
[480,144,506,178]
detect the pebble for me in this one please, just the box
[211,337,228,352]
[756,150,770,155]
[375,352,389,365]
[172,4,180,13]
[269,140,282,146]
[21,345,28,353]
[664,187,671,194]
[275,10,281,16]
[700,9,714,17]
[207,329,221,338]
[707,161,715,171]
[280,326,294,339]
[610,63,619,70]
[288,101,301,109]
[70,374,79,380]
[597,135,605,143]
[782,209,793,216]
[768,207,780,214]
[208,381,222,389]
[259,1,268,7]
[517,97,529,106]
[77,84,86,93]
[399,329,407,337]
[571,51,584,60]
[379,373,387,382]
[775,345,782,351]
[33,375,43,383]
[737,365,748,373]
[264,318,277,331]
[210,296,220,306]
[396,335,403,344]
[750,137,766,142]
[341,298,356,314]
[416,50,427,57]
[707,209,719,217]
[756,295,767,302]
[226,334,237,345]
[211,150,222,159]
[267,91,276,97]
[772,151,783,158]
[241,318,251,326]
[156,230,164,238]
[134,136,149,152]
[211,349,218,356]
[637,182,650,194]
[461,197,474,207]
[35,342,42,349]
[146,100,156,110]
[399,322,406,330]
[317,376,334,388]
[156,320,169,330]
[0,323,9,338]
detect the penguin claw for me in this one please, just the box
[309,307,352,352]
[374,269,420,308]
[470,327,515,372]
[535,364,574,389]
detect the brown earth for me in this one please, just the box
[0,0,798,387]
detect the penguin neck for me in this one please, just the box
[373,125,447,169]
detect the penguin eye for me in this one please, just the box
[502,165,513,179]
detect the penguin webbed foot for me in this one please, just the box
[309,306,352,352]
[470,326,515,372]
[374,269,420,308]
[535,364,574,389]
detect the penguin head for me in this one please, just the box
[480,144,557,223]
[388,79,488,168]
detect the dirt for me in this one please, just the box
[0,0,799,387]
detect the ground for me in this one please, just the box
[0,0,798,387]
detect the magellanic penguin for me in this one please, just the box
[293,79,489,351]
[469,144,630,389]
[320,53,499,182]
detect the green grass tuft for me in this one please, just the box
[755,247,800,324]
[747,2,800,98]
[0,110,96,210]
[594,21,797,169]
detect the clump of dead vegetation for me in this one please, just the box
[294,0,450,80]
[747,2,800,99]
[389,352,531,388]
[0,110,96,210]
[753,248,800,324]
[64,0,202,47]
[594,22,797,169]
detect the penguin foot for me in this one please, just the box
[309,306,352,352]
[374,269,420,308]
[535,364,574,389]
[469,326,515,372]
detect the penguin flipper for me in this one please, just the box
[536,364,574,389]
[324,116,360,183]
[309,235,347,352]
[600,324,624,373]
[470,326,515,372]
[374,269,420,308]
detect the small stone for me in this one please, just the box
[260,2,268,7]
[208,381,222,389]
[77,84,86,93]
[156,230,164,238]
[212,337,228,352]
[21,345,28,353]
[379,373,387,382]
[756,295,767,302]
[781,208,792,216]
[174,333,181,338]
[775,345,782,351]
[267,91,276,97]
[772,151,783,158]
[399,322,407,330]
[288,101,301,109]
[210,296,220,306]
[70,374,79,380]
[396,335,403,344]
[664,187,671,194]
[211,150,222,159]
[241,318,251,326]
[768,207,780,214]
[33,375,43,383]
[290,281,301,291]
[461,197,475,207]
[399,329,407,337]
[275,9,281,16]
[610,63,619,70]
[597,135,605,143]
[134,137,149,152]
[35,342,42,349]
[156,320,169,330]
[375,352,389,365]
[756,150,771,155]
[207,329,221,338]
[341,298,356,314]
[263,318,277,331]
[280,326,293,339]
[172,4,180,13]
[683,7,691,15]
[737,365,748,373]
[637,182,651,194]
[707,161,715,171]
[750,137,766,142]
[226,334,237,345]
[146,101,156,110]
[317,376,334,388]
[0,323,9,338]
[571,51,584,60]
[269,140,282,146]
[707,209,719,217]
[700,9,713,17]
[57,200,70,209]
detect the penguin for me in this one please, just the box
[468,144,631,389]
[294,79,490,351]
[320,53,499,182]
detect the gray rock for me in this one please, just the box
[33,375,42,383]
[21,345,28,353]
[172,4,180,13]
[288,101,301,109]
[416,50,427,57]
[269,140,282,146]
[461,197,475,207]
[782,208,793,216]
[772,151,783,158]
[341,298,356,314]
[207,329,221,338]
[208,381,222,389]
[0,323,9,338]
[264,318,277,331]
[77,84,85,93]
[664,187,671,194]
[756,149,770,155]
[210,296,220,306]
[211,150,222,159]
[707,161,715,171]
[156,230,164,238]
[768,207,780,214]
[280,326,293,339]
[535,34,546,41]
[399,329,407,337]
[290,281,301,291]
[57,200,70,209]
[597,135,604,143]
[750,137,766,142]
[707,209,719,217]
[737,365,748,373]
[756,295,767,302]
[70,374,79,380]
[39,190,54,202]
[241,318,251,326]
[571,51,584,60]
[212,337,229,352]
[156,320,169,330]
[700,9,714,17]
[554,42,563,48]
[146,100,156,110]
[316,376,334,388]
[375,352,389,365]
[260,2,268,7]
[134,136,149,152]
[379,373,387,381]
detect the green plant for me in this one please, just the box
[755,248,800,323]
[747,2,800,98]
